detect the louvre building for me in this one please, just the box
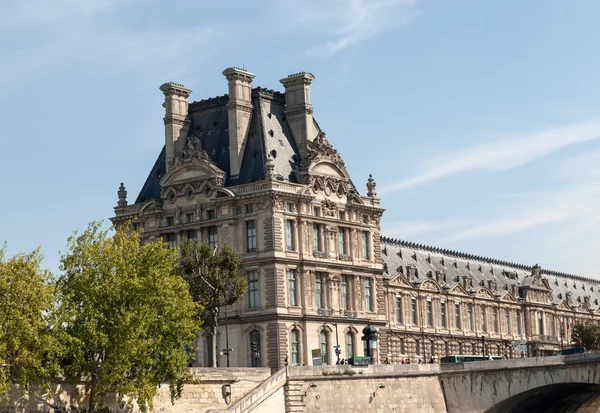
[112,68,600,370]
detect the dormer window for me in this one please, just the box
[314,206,321,216]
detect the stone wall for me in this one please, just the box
[1,368,270,413]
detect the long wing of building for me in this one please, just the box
[112,68,600,370]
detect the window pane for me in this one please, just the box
[338,228,345,254]
[247,271,259,308]
[455,303,461,329]
[286,220,295,250]
[246,221,256,252]
[365,278,372,312]
[288,269,297,306]
[313,224,320,251]
[346,333,354,358]
[208,226,217,249]
[362,231,369,259]
[320,331,329,364]
[341,276,348,311]
[316,273,323,309]
[396,296,403,323]
[427,301,433,326]
[441,302,446,328]
[412,299,418,325]
[291,330,299,365]
[250,330,261,367]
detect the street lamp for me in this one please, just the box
[332,322,340,364]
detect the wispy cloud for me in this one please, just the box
[0,0,219,92]
[379,119,600,194]
[275,0,420,56]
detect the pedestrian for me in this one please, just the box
[429,356,434,364]
[336,359,340,365]
[401,358,405,364]
[340,358,345,365]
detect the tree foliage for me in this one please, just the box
[0,245,59,400]
[571,320,600,351]
[179,240,246,366]
[56,222,201,412]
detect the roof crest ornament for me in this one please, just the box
[169,135,212,167]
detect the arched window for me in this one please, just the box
[320,331,329,364]
[290,329,299,365]
[250,330,261,367]
[346,332,354,359]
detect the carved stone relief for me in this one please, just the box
[322,199,338,217]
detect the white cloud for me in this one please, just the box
[379,119,600,194]
[0,0,219,92]
[275,0,420,56]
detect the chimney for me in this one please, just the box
[160,82,193,170]
[280,72,315,160]
[223,67,256,178]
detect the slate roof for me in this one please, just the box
[380,236,600,310]
[136,88,321,203]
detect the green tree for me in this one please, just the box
[179,240,246,367]
[0,245,60,400]
[571,320,600,351]
[57,222,201,413]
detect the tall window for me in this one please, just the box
[396,296,403,324]
[290,329,299,365]
[313,223,321,252]
[427,300,433,326]
[441,301,447,328]
[320,331,329,364]
[246,221,256,252]
[517,310,522,335]
[315,272,324,309]
[288,269,297,306]
[482,308,487,332]
[250,330,261,367]
[412,298,418,325]
[365,278,373,312]
[346,332,354,359]
[186,230,197,242]
[362,231,369,259]
[208,226,217,249]
[341,276,349,311]
[467,304,473,330]
[247,271,259,308]
[455,303,461,329]
[166,233,177,249]
[286,220,295,251]
[186,213,195,223]
[493,308,498,333]
[505,309,510,334]
[338,227,346,254]
[538,312,544,335]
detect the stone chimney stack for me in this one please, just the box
[280,72,315,160]
[159,82,192,170]
[223,67,256,178]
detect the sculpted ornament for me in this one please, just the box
[303,132,345,169]
[322,199,337,217]
[169,135,212,166]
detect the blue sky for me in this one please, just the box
[1,0,599,277]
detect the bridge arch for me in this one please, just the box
[484,383,600,413]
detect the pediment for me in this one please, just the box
[161,161,225,187]
[419,279,442,292]
[387,273,412,289]
[311,162,347,178]
[475,287,495,299]
[557,300,571,310]
[575,304,590,313]
[499,291,518,302]
[448,283,468,296]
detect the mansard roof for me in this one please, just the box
[380,236,600,309]
[136,87,322,204]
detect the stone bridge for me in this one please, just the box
[208,353,600,413]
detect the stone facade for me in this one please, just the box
[112,68,600,371]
